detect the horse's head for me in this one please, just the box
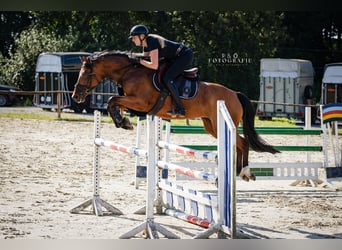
[72,51,138,104]
[72,56,102,103]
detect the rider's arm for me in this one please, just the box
[140,49,158,70]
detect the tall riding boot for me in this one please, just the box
[166,80,185,117]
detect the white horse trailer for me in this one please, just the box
[321,63,342,104]
[256,58,315,121]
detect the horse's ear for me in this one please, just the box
[80,56,92,66]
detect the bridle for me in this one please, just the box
[74,60,133,94]
[74,72,99,96]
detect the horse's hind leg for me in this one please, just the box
[237,135,256,181]
[243,139,256,181]
[107,97,133,130]
[202,118,217,138]
[236,147,247,181]
[202,117,253,181]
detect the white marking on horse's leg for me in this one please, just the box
[239,166,251,182]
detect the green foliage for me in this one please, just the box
[0,26,76,90]
[23,97,33,106]
[0,11,341,102]
[0,12,33,58]
[275,11,342,101]
[165,11,286,98]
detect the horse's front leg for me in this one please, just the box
[107,96,133,130]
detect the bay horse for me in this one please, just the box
[72,50,280,181]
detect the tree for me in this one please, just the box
[0,11,33,58]
[0,26,76,90]
[3,11,324,102]
[275,11,342,100]
[165,11,287,99]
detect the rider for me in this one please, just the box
[128,24,193,117]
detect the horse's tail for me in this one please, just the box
[237,92,280,154]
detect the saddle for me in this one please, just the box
[152,63,199,99]
[183,68,199,79]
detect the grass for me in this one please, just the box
[0,109,297,127]
[0,110,104,123]
[0,112,94,122]
[167,117,297,127]
[255,117,297,127]
[0,112,56,121]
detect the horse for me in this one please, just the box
[72,50,280,181]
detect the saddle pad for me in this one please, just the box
[152,73,199,99]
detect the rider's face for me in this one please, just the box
[131,35,146,47]
[131,35,141,46]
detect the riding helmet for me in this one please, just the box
[129,24,149,38]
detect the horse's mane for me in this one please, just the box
[89,50,141,62]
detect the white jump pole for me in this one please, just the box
[157,101,236,239]
[119,115,179,239]
[70,110,123,216]
[305,106,312,163]
[194,100,236,239]
[217,100,236,239]
[121,101,236,239]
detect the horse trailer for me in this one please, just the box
[256,58,315,121]
[321,63,342,104]
[33,52,117,113]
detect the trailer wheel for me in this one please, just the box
[0,95,8,106]
[84,96,93,114]
[71,100,84,113]
[311,107,317,124]
[72,96,92,114]
[304,85,313,99]
[85,106,94,114]
[73,105,84,114]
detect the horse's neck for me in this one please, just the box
[118,66,155,92]
[102,58,154,84]
[124,66,154,80]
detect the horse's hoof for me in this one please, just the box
[241,175,250,182]
[113,121,121,128]
[121,117,134,130]
[122,124,134,130]
[250,173,256,181]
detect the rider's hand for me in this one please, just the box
[130,57,140,64]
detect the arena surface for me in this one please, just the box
[0,107,341,239]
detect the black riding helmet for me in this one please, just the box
[128,24,149,39]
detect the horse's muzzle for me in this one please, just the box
[72,84,88,103]
[72,93,83,103]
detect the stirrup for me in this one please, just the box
[176,109,185,117]
[167,108,185,118]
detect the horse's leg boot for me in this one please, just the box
[108,106,123,128]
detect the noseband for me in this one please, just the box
[74,71,98,96]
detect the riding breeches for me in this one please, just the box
[162,48,194,84]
